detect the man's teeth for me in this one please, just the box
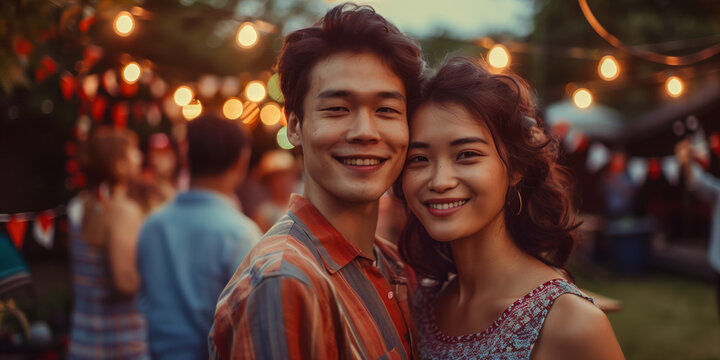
[428,200,468,210]
[342,158,381,166]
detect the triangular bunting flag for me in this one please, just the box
[586,142,610,173]
[627,158,649,186]
[662,157,681,185]
[33,211,55,250]
[6,215,28,249]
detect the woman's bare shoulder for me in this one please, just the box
[532,292,625,360]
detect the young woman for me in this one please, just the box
[395,55,624,359]
[68,127,149,359]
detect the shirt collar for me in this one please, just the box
[175,189,239,212]
[288,194,375,274]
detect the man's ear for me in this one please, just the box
[286,112,302,147]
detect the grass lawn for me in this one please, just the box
[577,271,720,360]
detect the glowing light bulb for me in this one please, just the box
[598,55,619,81]
[572,88,593,109]
[223,98,244,120]
[173,86,194,106]
[182,100,202,121]
[488,44,510,69]
[666,76,683,97]
[236,23,259,48]
[114,11,134,37]
[122,62,141,84]
[277,126,294,149]
[245,81,266,102]
[260,103,282,126]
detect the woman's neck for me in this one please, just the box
[449,211,544,303]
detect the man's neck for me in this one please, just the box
[304,186,379,259]
[190,176,235,198]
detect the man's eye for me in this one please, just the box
[322,107,348,112]
[377,107,401,114]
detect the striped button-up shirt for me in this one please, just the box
[210,194,417,359]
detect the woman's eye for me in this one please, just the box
[407,155,428,163]
[457,151,481,160]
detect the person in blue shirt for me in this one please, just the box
[137,115,261,360]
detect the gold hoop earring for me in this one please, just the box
[511,191,523,216]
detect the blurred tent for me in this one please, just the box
[544,100,624,141]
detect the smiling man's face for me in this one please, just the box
[287,51,409,205]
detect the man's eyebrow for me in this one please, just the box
[317,89,351,99]
[316,90,406,101]
[450,137,489,146]
[409,141,430,149]
[378,91,405,101]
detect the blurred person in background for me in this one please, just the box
[676,138,720,320]
[136,115,261,360]
[251,149,301,232]
[137,133,181,213]
[395,55,623,359]
[68,126,149,359]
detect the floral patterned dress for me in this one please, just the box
[414,278,595,360]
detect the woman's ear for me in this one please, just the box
[286,112,302,147]
[510,171,522,187]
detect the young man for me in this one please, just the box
[210,4,424,359]
[137,115,261,360]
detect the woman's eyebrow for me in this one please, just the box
[450,137,488,146]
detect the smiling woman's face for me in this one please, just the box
[402,102,511,242]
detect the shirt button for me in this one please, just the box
[387,291,394,300]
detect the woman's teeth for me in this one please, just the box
[428,200,468,210]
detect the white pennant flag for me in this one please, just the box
[627,158,649,186]
[662,156,681,185]
[33,211,55,249]
[586,142,611,173]
[67,194,85,229]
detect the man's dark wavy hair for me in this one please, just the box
[277,2,424,122]
[393,54,582,282]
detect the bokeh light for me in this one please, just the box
[182,100,202,121]
[223,97,244,120]
[114,11,134,37]
[572,88,593,109]
[236,23,259,48]
[276,126,294,149]
[488,44,510,69]
[245,81,266,102]
[267,73,284,103]
[666,76,683,97]
[260,103,282,126]
[598,55,619,81]
[122,62,141,84]
[173,86,194,106]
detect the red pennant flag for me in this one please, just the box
[710,133,720,157]
[41,56,57,75]
[83,45,104,69]
[33,211,55,250]
[91,96,108,122]
[60,72,77,101]
[552,121,570,139]
[13,36,33,57]
[113,102,129,129]
[648,158,661,180]
[609,152,627,175]
[119,81,139,98]
[6,216,28,249]
[79,15,96,33]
